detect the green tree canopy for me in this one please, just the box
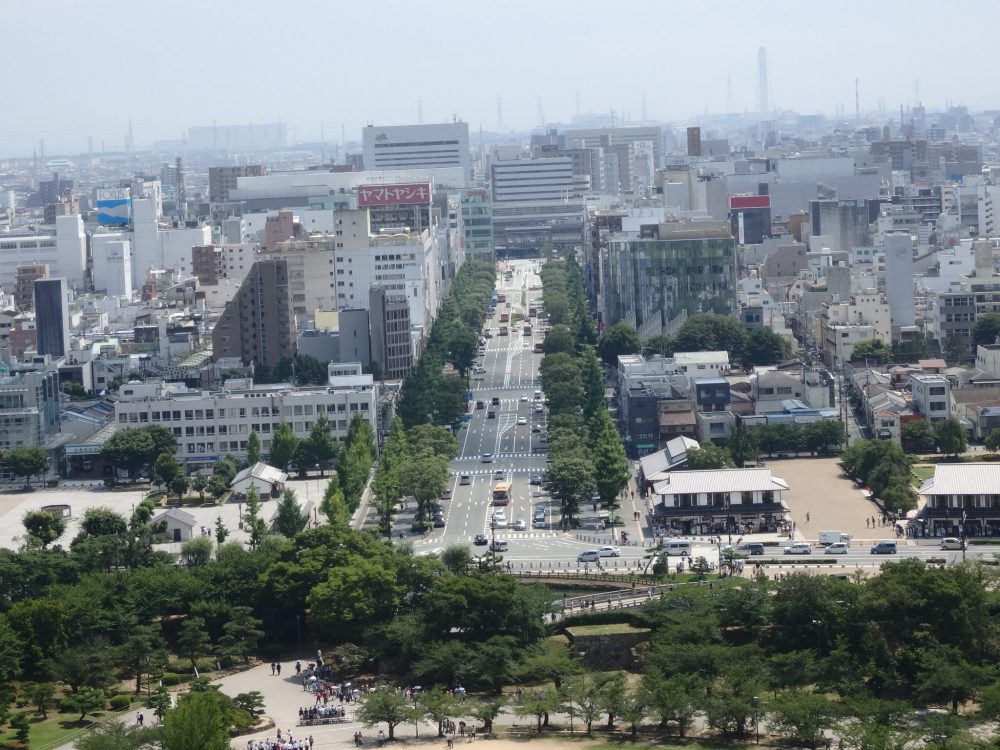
[597,323,641,366]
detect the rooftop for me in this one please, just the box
[919,464,1000,496]
[653,467,789,496]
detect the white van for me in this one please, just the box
[491,539,508,552]
[663,540,692,557]
[577,549,601,563]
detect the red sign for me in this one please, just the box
[357,183,432,207]
[729,195,771,210]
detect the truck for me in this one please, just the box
[818,530,852,545]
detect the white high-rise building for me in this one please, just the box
[884,233,916,328]
[0,214,86,288]
[363,123,470,184]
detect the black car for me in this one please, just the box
[530,474,543,485]
[432,516,445,528]
[473,533,488,545]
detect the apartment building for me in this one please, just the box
[211,260,293,371]
[208,165,266,204]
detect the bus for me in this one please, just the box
[499,312,510,323]
[523,324,532,336]
[497,293,507,303]
[492,481,511,505]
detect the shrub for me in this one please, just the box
[109,695,132,711]
[195,658,218,673]
[160,673,184,687]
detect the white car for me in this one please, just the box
[514,519,526,531]
[598,546,621,558]
[824,542,850,555]
[520,395,529,402]
[517,417,527,425]
[783,542,813,555]
[492,517,508,529]
[941,537,964,550]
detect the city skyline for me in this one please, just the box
[4,0,1000,157]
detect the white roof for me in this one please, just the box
[231,462,288,487]
[653,468,788,496]
[673,351,730,366]
[153,508,196,527]
[640,436,700,479]
[919,463,1000,496]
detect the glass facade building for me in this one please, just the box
[602,221,737,339]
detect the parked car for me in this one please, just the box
[824,542,850,555]
[432,515,445,528]
[784,542,813,555]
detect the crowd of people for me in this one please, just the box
[298,704,347,723]
[246,729,314,750]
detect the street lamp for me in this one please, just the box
[811,619,823,653]
[752,695,760,744]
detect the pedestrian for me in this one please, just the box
[309,736,314,749]
[277,663,282,675]
[137,711,144,726]
[806,512,811,523]
[296,660,302,675]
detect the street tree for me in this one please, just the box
[744,326,792,367]
[29,681,54,719]
[515,688,561,733]
[241,485,268,550]
[769,689,841,749]
[273,489,309,537]
[590,408,630,530]
[850,339,892,364]
[5,446,49,488]
[269,422,299,470]
[465,698,505,734]
[418,687,459,737]
[246,430,261,466]
[543,324,575,355]
[902,419,937,453]
[169,474,189,501]
[440,545,472,574]
[180,537,213,567]
[356,689,410,741]
[986,429,1000,454]
[578,346,606,419]
[972,312,1000,348]
[190,474,208,501]
[935,417,968,456]
[304,415,338,475]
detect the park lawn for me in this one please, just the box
[912,465,935,483]
[0,710,104,749]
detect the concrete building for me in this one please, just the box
[209,165,267,203]
[369,287,412,380]
[362,122,470,182]
[91,239,133,298]
[34,278,70,358]
[0,215,85,288]
[268,238,336,319]
[602,220,737,338]
[191,245,223,286]
[564,125,663,170]
[910,373,951,423]
[917,463,1000,537]
[212,260,293,372]
[0,368,61,452]
[113,377,378,467]
[884,233,916,329]
[14,264,47,311]
[459,188,493,256]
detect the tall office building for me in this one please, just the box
[602,221,737,339]
[212,260,293,372]
[369,286,413,380]
[209,165,267,203]
[34,277,70,357]
[362,122,470,182]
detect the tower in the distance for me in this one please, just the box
[757,47,769,116]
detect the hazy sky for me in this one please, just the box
[5,0,1000,156]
